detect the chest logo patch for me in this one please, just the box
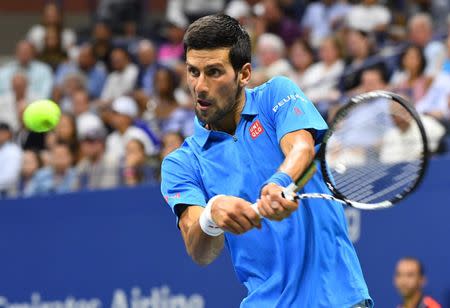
[250,120,264,139]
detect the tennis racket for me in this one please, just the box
[252,90,429,212]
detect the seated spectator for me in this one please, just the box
[120,133,159,186]
[380,103,446,163]
[157,17,186,68]
[408,13,446,77]
[0,40,53,98]
[25,141,77,196]
[0,72,40,133]
[14,149,43,197]
[254,0,302,47]
[390,45,430,103]
[42,113,79,165]
[394,257,442,308]
[0,123,23,198]
[37,26,68,71]
[301,0,350,48]
[55,43,107,99]
[339,29,386,91]
[287,38,315,88]
[160,131,184,160]
[135,39,159,98]
[26,2,76,55]
[147,67,194,137]
[72,89,92,118]
[76,113,119,190]
[251,33,293,87]
[345,0,391,37]
[100,47,138,103]
[91,21,114,69]
[300,36,344,115]
[416,71,450,123]
[55,72,86,113]
[105,96,158,162]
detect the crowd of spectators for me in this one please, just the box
[0,0,449,198]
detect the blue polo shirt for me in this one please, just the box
[161,76,371,307]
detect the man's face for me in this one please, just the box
[186,48,244,125]
[394,259,424,298]
[361,70,385,92]
[16,41,34,66]
[51,144,73,173]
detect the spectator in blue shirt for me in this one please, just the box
[0,40,53,99]
[25,141,77,196]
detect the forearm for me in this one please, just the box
[180,206,224,265]
[278,130,315,182]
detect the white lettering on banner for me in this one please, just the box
[0,287,205,308]
[0,293,101,308]
[272,93,306,112]
[345,208,361,243]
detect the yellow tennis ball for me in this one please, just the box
[23,99,61,132]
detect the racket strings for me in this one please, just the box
[325,97,425,204]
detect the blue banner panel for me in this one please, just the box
[0,186,246,308]
[354,157,450,307]
[1,157,450,307]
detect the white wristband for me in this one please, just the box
[199,195,225,236]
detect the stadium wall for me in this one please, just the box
[0,157,449,307]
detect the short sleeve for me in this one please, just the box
[160,152,206,217]
[263,76,328,144]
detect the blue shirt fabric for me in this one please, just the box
[161,76,371,307]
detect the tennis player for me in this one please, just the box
[161,14,372,307]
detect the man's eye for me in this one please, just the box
[208,69,222,77]
[188,68,199,77]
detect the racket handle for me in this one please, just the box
[282,183,298,201]
[250,202,262,218]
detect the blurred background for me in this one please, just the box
[0,0,449,307]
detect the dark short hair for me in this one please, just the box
[400,257,425,276]
[399,44,427,75]
[183,14,251,72]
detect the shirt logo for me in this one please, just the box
[250,120,264,139]
[294,106,303,115]
[164,193,180,202]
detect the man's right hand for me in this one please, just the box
[210,196,262,235]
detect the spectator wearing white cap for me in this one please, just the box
[105,96,157,162]
[120,128,159,186]
[75,113,120,190]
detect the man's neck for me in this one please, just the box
[403,291,422,308]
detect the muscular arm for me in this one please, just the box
[179,205,225,266]
[178,196,261,265]
[278,129,315,183]
[257,129,315,220]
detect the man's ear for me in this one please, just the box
[239,63,252,87]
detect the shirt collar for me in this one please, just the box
[192,88,258,148]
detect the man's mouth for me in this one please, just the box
[197,99,212,110]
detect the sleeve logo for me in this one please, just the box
[164,192,181,203]
[249,120,264,139]
[272,93,306,112]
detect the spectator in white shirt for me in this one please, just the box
[302,0,351,48]
[301,36,345,114]
[345,0,391,34]
[0,72,40,133]
[287,38,316,88]
[408,13,446,77]
[0,40,53,98]
[0,123,23,198]
[251,33,293,87]
[100,47,138,102]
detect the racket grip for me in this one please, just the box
[250,202,262,218]
[282,183,298,201]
